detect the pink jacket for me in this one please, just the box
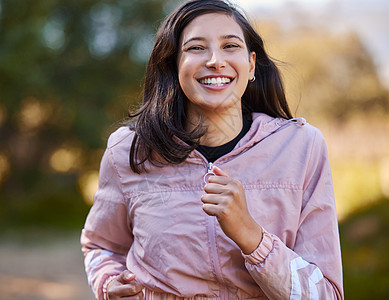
[81,113,343,299]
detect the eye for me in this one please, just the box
[224,43,239,49]
[187,46,204,51]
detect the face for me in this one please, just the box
[177,13,256,117]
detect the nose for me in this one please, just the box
[205,49,226,70]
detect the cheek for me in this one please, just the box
[235,61,251,94]
[237,58,252,77]
[177,60,191,85]
[178,60,199,95]
[178,68,191,94]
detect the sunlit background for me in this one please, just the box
[0,0,388,299]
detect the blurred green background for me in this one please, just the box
[0,0,388,299]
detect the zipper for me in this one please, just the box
[206,216,229,299]
[203,162,214,184]
[202,161,229,298]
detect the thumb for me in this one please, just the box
[117,270,136,283]
[212,165,230,177]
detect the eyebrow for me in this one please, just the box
[183,34,245,46]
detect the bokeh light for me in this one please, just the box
[78,170,99,205]
[49,147,82,173]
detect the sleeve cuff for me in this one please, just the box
[102,274,119,300]
[241,229,274,265]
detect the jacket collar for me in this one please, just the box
[235,113,288,148]
[187,113,287,163]
[187,113,306,163]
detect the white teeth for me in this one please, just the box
[199,77,231,86]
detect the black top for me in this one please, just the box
[196,117,252,162]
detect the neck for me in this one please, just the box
[186,105,243,147]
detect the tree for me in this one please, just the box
[254,21,389,122]
[0,0,179,229]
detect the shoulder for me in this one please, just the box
[270,115,329,159]
[106,126,135,149]
[104,126,135,168]
[284,117,326,145]
[246,113,327,150]
[285,120,330,168]
[100,126,136,176]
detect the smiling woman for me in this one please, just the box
[126,0,291,173]
[81,1,343,299]
[178,13,256,146]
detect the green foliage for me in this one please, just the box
[332,159,382,219]
[255,22,389,122]
[0,171,90,230]
[340,197,389,299]
[0,0,179,228]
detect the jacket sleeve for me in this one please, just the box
[80,145,133,300]
[242,130,343,299]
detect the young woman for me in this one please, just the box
[81,1,343,299]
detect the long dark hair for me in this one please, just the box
[129,0,292,173]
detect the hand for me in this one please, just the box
[201,166,263,254]
[106,270,143,300]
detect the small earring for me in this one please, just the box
[249,76,256,83]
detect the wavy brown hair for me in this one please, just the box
[129,0,292,173]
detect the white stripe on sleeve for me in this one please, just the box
[290,257,324,300]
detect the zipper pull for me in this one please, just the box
[203,162,214,184]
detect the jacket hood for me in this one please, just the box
[235,112,306,151]
[237,113,286,147]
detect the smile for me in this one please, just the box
[198,77,232,86]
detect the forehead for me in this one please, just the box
[180,13,245,42]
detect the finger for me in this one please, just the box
[120,291,144,300]
[208,175,231,185]
[201,193,221,204]
[204,182,228,194]
[113,282,143,297]
[202,203,219,216]
[212,165,230,177]
[116,270,136,284]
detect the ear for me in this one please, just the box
[249,51,256,79]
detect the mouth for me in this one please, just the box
[198,76,233,87]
